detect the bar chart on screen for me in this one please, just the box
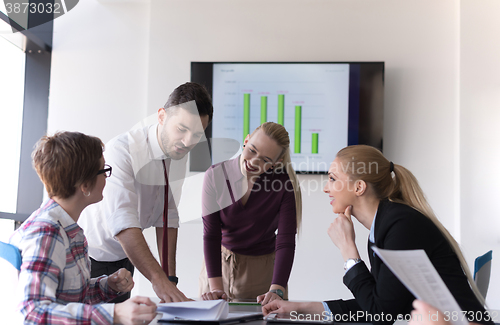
[212,63,349,172]
[240,88,323,155]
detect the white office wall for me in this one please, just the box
[48,0,151,142]
[48,0,154,296]
[460,0,500,308]
[46,0,500,309]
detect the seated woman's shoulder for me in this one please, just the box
[17,210,63,238]
[385,199,423,214]
[383,200,434,225]
[10,214,65,254]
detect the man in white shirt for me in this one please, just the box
[79,82,212,302]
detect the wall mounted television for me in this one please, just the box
[190,62,384,174]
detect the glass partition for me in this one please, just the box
[0,36,26,214]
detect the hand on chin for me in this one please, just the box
[333,205,349,215]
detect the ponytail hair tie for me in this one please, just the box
[389,161,394,173]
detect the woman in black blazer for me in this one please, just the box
[262,145,491,325]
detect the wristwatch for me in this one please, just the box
[270,289,284,299]
[344,258,362,272]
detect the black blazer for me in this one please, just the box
[326,199,490,325]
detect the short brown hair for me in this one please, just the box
[164,82,213,122]
[32,131,104,199]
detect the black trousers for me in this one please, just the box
[90,257,135,303]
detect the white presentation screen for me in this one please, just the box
[190,62,384,174]
[212,63,349,173]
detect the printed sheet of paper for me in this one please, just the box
[157,300,229,321]
[371,247,468,325]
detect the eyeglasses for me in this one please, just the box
[97,164,112,178]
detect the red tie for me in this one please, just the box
[161,159,169,276]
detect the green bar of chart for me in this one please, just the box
[312,133,319,154]
[295,106,302,153]
[243,94,251,141]
[277,94,285,125]
[261,96,267,125]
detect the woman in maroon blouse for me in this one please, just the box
[200,122,302,305]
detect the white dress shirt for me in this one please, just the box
[79,124,187,262]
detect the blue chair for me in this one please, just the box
[0,241,22,271]
[0,241,23,324]
[473,250,492,299]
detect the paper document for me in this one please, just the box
[158,300,229,321]
[371,247,468,325]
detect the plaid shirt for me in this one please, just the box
[10,199,121,325]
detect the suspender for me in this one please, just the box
[221,163,236,204]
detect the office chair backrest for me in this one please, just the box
[473,250,492,300]
[0,241,22,270]
[0,241,23,324]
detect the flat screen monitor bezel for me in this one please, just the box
[190,61,384,174]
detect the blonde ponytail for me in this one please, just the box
[337,145,485,306]
[390,165,485,306]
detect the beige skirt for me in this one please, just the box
[199,246,288,300]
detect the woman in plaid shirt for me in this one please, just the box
[10,132,157,325]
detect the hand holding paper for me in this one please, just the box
[371,247,468,325]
